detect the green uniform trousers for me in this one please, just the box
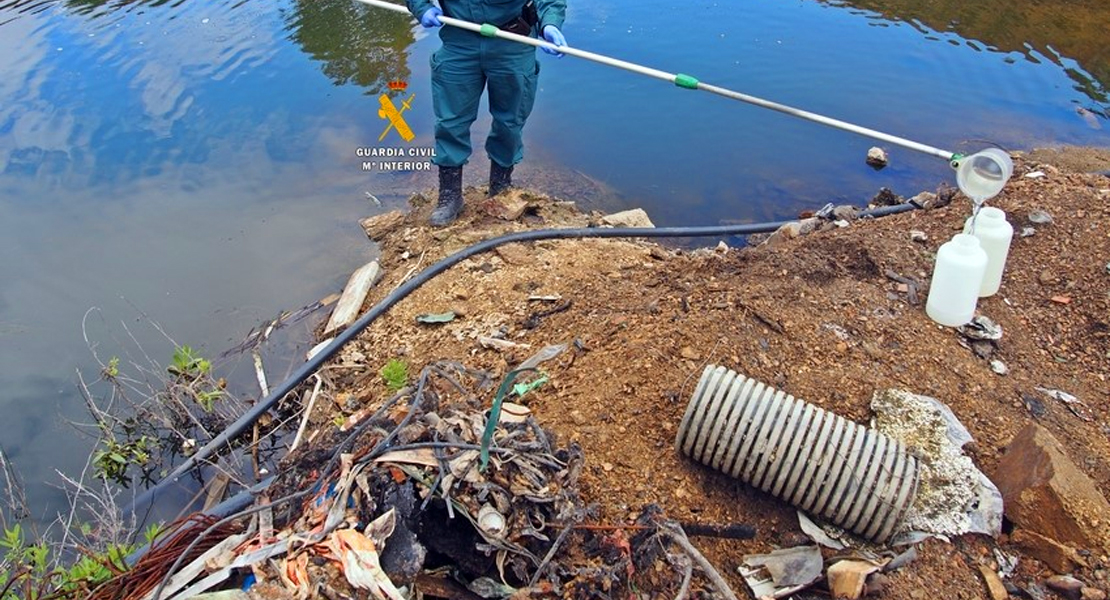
[430,37,540,168]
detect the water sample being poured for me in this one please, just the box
[956,149,1013,203]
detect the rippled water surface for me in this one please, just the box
[1,0,1107,518]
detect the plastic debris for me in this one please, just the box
[468,577,518,598]
[512,374,548,397]
[1028,209,1054,224]
[797,511,847,550]
[416,311,456,324]
[743,546,823,587]
[498,401,532,424]
[478,336,530,351]
[1036,386,1092,421]
[329,527,405,600]
[827,559,884,600]
[306,338,334,361]
[958,315,1003,341]
[871,390,1003,539]
[477,505,507,538]
[517,343,567,370]
[885,546,918,571]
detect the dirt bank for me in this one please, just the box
[289,147,1110,599]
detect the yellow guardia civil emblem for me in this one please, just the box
[379,80,415,142]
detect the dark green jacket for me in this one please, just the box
[406,0,566,38]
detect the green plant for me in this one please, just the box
[380,358,409,392]
[169,345,211,378]
[142,522,164,546]
[193,389,223,413]
[92,436,155,486]
[1,523,140,599]
[103,356,120,379]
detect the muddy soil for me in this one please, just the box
[304,147,1110,598]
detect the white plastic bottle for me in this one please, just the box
[926,233,988,327]
[963,206,1013,297]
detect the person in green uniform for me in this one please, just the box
[407,0,567,226]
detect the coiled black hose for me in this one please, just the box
[124,202,917,520]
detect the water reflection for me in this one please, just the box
[824,0,1110,117]
[285,0,414,94]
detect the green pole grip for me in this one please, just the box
[674,73,699,89]
[480,23,498,37]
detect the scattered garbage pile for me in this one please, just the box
[102,361,770,599]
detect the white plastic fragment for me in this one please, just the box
[871,390,1003,538]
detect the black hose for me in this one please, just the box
[124,202,917,519]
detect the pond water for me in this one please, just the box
[0,0,1107,521]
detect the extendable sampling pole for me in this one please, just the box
[353,0,957,161]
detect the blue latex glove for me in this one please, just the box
[541,25,566,57]
[420,6,443,28]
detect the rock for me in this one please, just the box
[833,205,859,221]
[979,564,1009,600]
[494,243,531,266]
[480,192,529,221]
[869,187,903,207]
[1012,529,1086,574]
[601,208,655,228]
[1081,587,1107,600]
[1039,269,1059,286]
[359,210,406,241]
[1029,209,1053,225]
[1045,575,1084,600]
[866,146,889,168]
[569,410,587,426]
[910,230,929,243]
[971,340,996,359]
[1023,394,1048,419]
[765,221,803,245]
[991,360,1009,375]
[993,424,1110,550]
[798,217,821,235]
[680,346,700,360]
[909,191,939,208]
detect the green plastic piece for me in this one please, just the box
[512,374,548,398]
[415,311,456,324]
[480,23,498,37]
[479,367,537,471]
[674,73,699,89]
[949,153,965,168]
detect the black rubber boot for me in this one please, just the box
[489,162,514,197]
[430,165,463,227]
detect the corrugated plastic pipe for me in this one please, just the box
[676,365,919,543]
